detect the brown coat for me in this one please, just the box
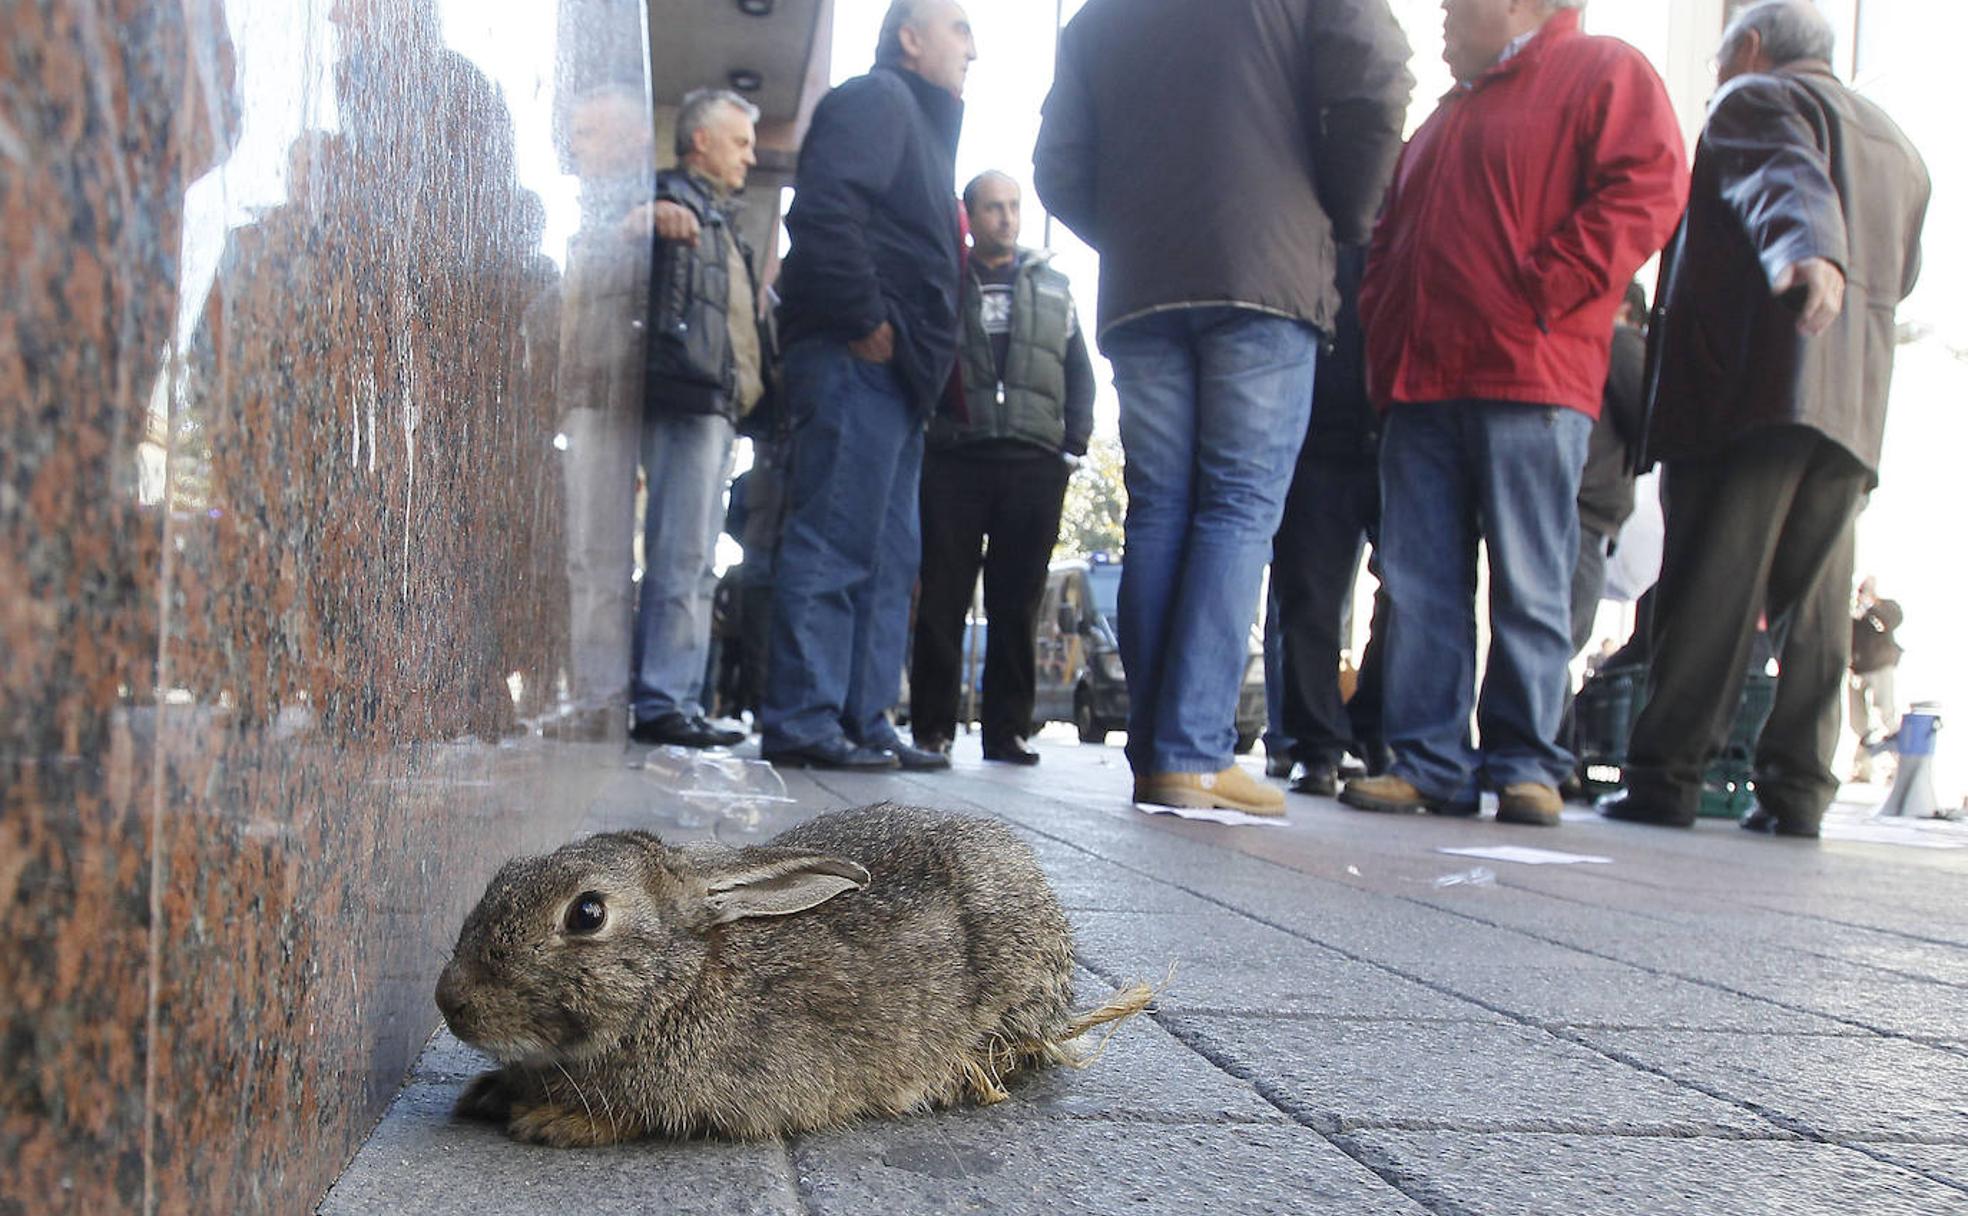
[1644,64,1929,482]
[1033,0,1413,342]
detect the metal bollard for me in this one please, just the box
[1875,703,1950,820]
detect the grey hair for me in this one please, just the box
[1722,0,1836,67]
[876,0,938,67]
[674,88,760,160]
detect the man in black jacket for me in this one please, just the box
[624,88,770,749]
[1600,0,1929,838]
[1035,0,1411,814]
[910,171,1095,766]
[1271,244,1392,798]
[760,0,974,772]
[1848,576,1903,782]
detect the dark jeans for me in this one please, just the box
[1556,526,1612,760]
[1272,453,1385,768]
[910,447,1071,744]
[1625,428,1867,822]
[760,340,924,752]
[1379,400,1592,797]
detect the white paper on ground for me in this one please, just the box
[1133,802,1290,828]
[1437,845,1613,866]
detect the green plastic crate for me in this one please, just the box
[1574,665,1777,820]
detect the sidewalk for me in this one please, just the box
[320,732,1968,1214]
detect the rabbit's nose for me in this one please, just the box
[435,966,471,1025]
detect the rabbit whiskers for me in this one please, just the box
[552,1060,625,1140]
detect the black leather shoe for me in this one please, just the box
[1290,764,1338,798]
[1741,803,1822,838]
[888,740,952,771]
[631,712,744,749]
[982,737,1041,766]
[1596,788,1696,828]
[762,737,900,771]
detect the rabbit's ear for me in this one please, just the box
[702,849,870,924]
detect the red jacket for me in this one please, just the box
[1360,9,1687,417]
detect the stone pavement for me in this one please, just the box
[320,732,1968,1215]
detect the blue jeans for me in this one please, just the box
[1105,307,1317,774]
[631,411,735,722]
[760,340,924,752]
[1378,400,1591,796]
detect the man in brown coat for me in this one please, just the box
[1600,0,1930,839]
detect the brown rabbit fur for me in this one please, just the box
[435,802,1146,1146]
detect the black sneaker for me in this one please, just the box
[981,736,1041,766]
[1290,764,1339,798]
[887,740,952,771]
[1596,788,1696,828]
[762,737,900,770]
[631,712,744,749]
[1741,802,1822,838]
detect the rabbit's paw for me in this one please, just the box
[456,1070,516,1121]
[506,1100,632,1148]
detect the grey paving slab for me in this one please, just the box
[1420,960,1855,1033]
[1578,1029,1968,1142]
[1070,910,1501,1022]
[792,1117,1429,1216]
[1863,1143,1968,1191]
[317,1082,802,1216]
[1344,1131,1968,1216]
[1015,832,1221,914]
[1568,953,1968,1040]
[1169,1014,1777,1136]
[325,738,1968,1212]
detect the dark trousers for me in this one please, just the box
[1556,526,1612,760]
[910,448,1071,744]
[1625,427,1868,822]
[1271,453,1387,768]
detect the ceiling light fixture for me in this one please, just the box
[737,0,773,15]
[728,69,764,92]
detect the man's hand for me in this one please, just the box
[848,321,896,364]
[620,200,701,245]
[1772,257,1845,337]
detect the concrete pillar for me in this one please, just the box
[1662,0,1729,149]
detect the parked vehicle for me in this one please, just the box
[1033,557,1267,752]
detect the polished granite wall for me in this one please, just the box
[1,1,661,1210]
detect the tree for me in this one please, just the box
[1054,436,1126,560]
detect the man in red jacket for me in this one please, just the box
[1343,0,1687,826]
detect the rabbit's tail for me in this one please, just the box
[958,968,1172,1106]
[1049,965,1171,1069]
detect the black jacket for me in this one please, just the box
[1301,244,1375,461]
[1578,322,1645,538]
[645,170,771,423]
[776,66,963,414]
[1851,599,1904,674]
[1033,0,1411,341]
[1644,65,1929,482]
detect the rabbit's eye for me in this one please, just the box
[565,892,607,936]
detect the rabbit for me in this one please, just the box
[433,802,1150,1146]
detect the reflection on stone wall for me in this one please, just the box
[1,1,651,1211]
